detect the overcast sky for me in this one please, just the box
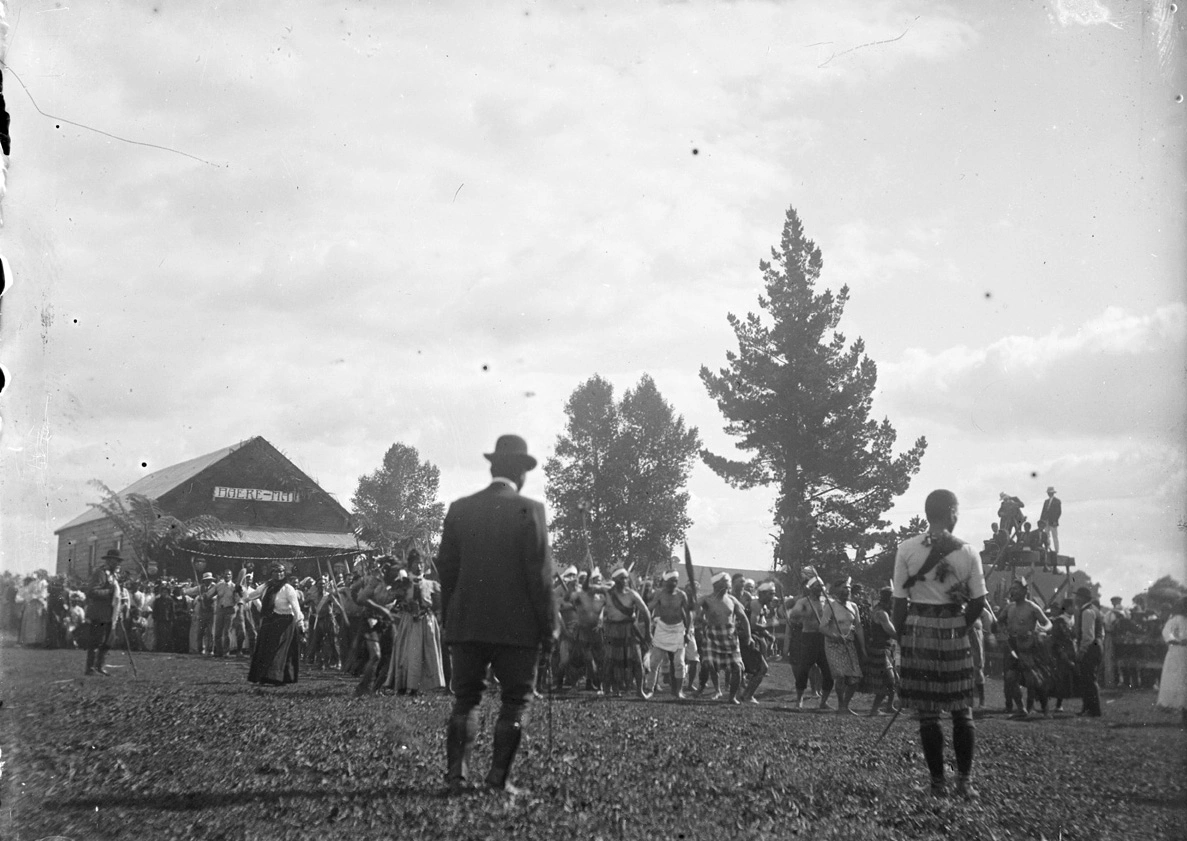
[1,0,1183,601]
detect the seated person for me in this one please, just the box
[1019,522,1040,550]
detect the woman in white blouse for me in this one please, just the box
[1157,597,1187,727]
[244,561,306,686]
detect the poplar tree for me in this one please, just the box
[352,443,446,556]
[546,374,701,577]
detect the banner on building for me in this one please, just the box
[213,486,300,503]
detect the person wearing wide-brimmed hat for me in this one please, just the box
[82,549,125,675]
[1040,487,1062,554]
[181,570,218,655]
[242,561,306,686]
[437,435,554,797]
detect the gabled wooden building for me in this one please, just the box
[54,437,361,581]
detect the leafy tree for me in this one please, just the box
[89,481,230,578]
[700,205,927,586]
[545,375,620,573]
[351,443,446,556]
[1138,575,1187,618]
[545,374,702,578]
[848,514,928,594]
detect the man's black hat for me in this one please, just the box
[484,434,538,471]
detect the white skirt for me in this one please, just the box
[1157,645,1187,711]
[651,619,686,654]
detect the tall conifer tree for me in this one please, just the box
[700,206,926,582]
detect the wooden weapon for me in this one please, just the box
[874,706,902,745]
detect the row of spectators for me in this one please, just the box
[1,567,1178,692]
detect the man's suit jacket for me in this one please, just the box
[437,480,554,648]
[1040,496,1062,527]
[84,567,121,624]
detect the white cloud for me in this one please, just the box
[2,1,1182,607]
[881,303,1187,437]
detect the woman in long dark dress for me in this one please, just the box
[862,586,899,715]
[244,562,306,686]
[171,587,192,653]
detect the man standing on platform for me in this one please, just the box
[83,549,125,676]
[1040,487,1062,554]
[438,435,554,797]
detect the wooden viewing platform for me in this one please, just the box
[980,547,1075,568]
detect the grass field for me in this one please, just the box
[2,642,1184,841]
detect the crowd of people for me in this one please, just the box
[3,447,1186,799]
[985,486,1063,570]
[3,551,1182,718]
[0,548,449,695]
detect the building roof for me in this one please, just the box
[55,439,254,533]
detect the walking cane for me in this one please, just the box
[118,609,139,679]
[546,655,554,763]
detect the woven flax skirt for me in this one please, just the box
[899,603,974,712]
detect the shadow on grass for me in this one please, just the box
[1103,792,1187,811]
[1103,720,1187,730]
[45,782,442,812]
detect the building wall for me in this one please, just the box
[53,437,354,582]
[55,520,125,581]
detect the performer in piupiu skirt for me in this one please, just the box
[244,562,306,686]
[893,489,988,801]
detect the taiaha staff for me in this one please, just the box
[316,559,350,625]
[874,705,902,745]
[116,575,139,678]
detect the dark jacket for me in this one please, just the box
[437,480,554,648]
[1040,496,1062,527]
[84,568,121,623]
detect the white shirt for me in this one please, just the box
[243,581,305,630]
[893,533,987,605]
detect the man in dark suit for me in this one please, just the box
[438,435,554,796]
[83,549,124,675]
[1040,487,1062,554]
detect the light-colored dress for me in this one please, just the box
[1156,615,1187,712]
[821,598,862,679]
[387,577,445,693]
[17,579,48,646]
